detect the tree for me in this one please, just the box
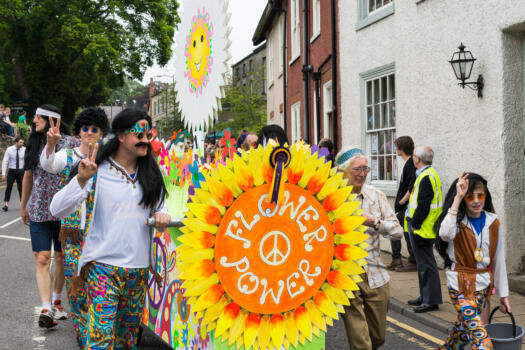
[0,0,179,122]
[214,68,267,137]
[105,77,146,107]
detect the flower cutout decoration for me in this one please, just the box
[178,141,369,350]
[220,129,236,160]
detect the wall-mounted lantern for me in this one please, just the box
[449,43,484,98]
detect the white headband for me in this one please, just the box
[35,107,61,119]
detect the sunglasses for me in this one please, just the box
[130,131,154,141]
[81,126,100,133]
[465,193,486,202]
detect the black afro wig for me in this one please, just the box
[73,107,109,136]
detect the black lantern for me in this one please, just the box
[449,43,484,98]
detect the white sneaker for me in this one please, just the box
[39,308,58,328]
[52,300,68,320]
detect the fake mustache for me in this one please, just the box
[135,142,150,148]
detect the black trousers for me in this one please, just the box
[4,169,24,203]
[407,221,442,305]
[390,211,416,262]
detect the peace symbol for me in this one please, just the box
[259,231,291,266]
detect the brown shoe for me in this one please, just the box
[387,258,403,270]
[395,262,417,272]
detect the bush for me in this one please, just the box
[16,123,30,143]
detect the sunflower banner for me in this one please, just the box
[179,141,369,350]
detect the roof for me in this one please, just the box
[252,0,283,45]
[231,42,267,68]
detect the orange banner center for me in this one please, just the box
[215,184,334,314]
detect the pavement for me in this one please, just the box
[382,251,525,347]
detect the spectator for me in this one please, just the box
[0,106,15,136]
[318,138,335,163]
[406,145,443,313]
[389,136,417,272]
[241,132,258,151]
[2,136,25,211]
[335,147,402,350]
[257,124,288,146]
[18,110,27,124]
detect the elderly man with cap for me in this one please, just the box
[335,147,403,350]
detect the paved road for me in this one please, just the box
[0,188,447,349]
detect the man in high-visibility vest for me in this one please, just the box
[405,145,443,313]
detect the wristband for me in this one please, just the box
[448,208,458,216]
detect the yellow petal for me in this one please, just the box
[298,154,320,188]
[177,248,214,265]
[233,154,254,191]
[307,161,331,194]
[215,164,243,198]
[257,315,271,349]
[182,218,218,234]
[184,273,219,297]
[284,311,298,348]
[202,295,228,326]
[332,260,365,275]
[334,244,368,261]
[333,216,367,234]
[215,302,240,338]
[305,300,326,332]
[323,187,352,212]
[269,314,285,350]
[294,306,312,341]
[178,231,216,249]
[317,172,343,200]
[321,283,350,306]
[179,259,215,280]
[329,201,361,220]
[244,313,261,350]
[228,309,248,346]
[205,175,234,207]
[193,284,224,312]
[286,147,305,185]
[334,231,369,246]
[314,291,338,319]
[193,188,226,215]
[327,270,360,291]
[186,203,222,225]
[248,148,265,186]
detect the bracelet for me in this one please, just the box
[448,208,458,216]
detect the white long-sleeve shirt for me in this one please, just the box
[439,211,509,297]
[40,147,84,174]
[50,159,167,270]
[2,145,25,175]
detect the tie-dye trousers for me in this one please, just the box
[63,241,88,348]
[440,287,493,350]
[84,261,148,350]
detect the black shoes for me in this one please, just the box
[2,205,7,212]
[413,304,439,313]
[407,297,422,306]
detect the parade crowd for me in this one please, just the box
[3,104,513,350]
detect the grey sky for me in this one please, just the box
[141,0,267,84]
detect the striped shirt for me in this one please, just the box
[357,184,404,289]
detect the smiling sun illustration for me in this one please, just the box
[178,142,370,349]
[175,0,231,132]
[185,8,213,95]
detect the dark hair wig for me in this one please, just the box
[24,104,71,170]
[73,107,109,136]
[257,124,289,146]
[434,172,495,267]
[95,108,166,210]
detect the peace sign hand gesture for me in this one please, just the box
[456,171,469,200]
[46,117,62,150]
[77,143,98,188]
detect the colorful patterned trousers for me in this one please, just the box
[64,240,88,348]
[85,262,148,350]
[440,288,493,350]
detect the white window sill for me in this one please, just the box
[356,3,394,31]
[415,0,425,3]
[310,32,320,44]
[369,180,398,197]
[289,55,300,66]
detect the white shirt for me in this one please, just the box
[2,145,25,175]
[40,147,84,174]
[439,211,509,297]
[50,159,167,270]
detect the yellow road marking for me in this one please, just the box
[387,316,444,345]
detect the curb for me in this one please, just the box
[389,298,453,334]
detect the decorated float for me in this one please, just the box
[141,0,369,349]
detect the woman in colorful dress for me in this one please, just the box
[436,171,511,349]
[40,107,108,347]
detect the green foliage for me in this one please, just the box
[155,85,186,140]
[105,77,145,105]
[214,68,267,137]
[16,123,30,143]
[0,0,180,122]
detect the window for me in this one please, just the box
[311,0,321,40]
[236,67,240,81]
[262,57,267,91]
[356,0,394,31]
[290,0,300,62]
[291,102,301,142]
[154,101,157,116]
[323,81,334,140]
[361,64,397,186]
[243,64,246,77]
[268,36,274,87]
[249,59,253,72]
[278,15,284,73]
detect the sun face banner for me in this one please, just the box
[179,142,369,350]
[174,0,231,132]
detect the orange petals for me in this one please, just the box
[244,314,261,350]
[186,203,222,225]
[327,270,359,291]
[323,187,352,211]
[334,244,368,261]
[206,176,234,207]
[294,306,312,341]
[333,216,367,234]
[284,311,298,347]
[307,162,331,194]
[178,231,215,249]
[269,315,285,349]
[233,154,255,191]
[193,284,224,312]
[314,291,338,319]
[215,302,240,337]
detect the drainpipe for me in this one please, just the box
[312,54,332,143]
[331,0,339,152]
[301,0,310,143]
[271,0,288,135]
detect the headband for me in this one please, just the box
[124,120,150,134]
[336,148,364,166]
[35,108,61,119]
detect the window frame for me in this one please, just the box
[290,0,301,63]
[356,0,394,31]
[278,15,284,74]
[291,102,301,143]
[323,80,333,140]
[311,0,321,42]
[359,62,397,196]
[268,36,274,89]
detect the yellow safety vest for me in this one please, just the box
[406,166,443,239]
